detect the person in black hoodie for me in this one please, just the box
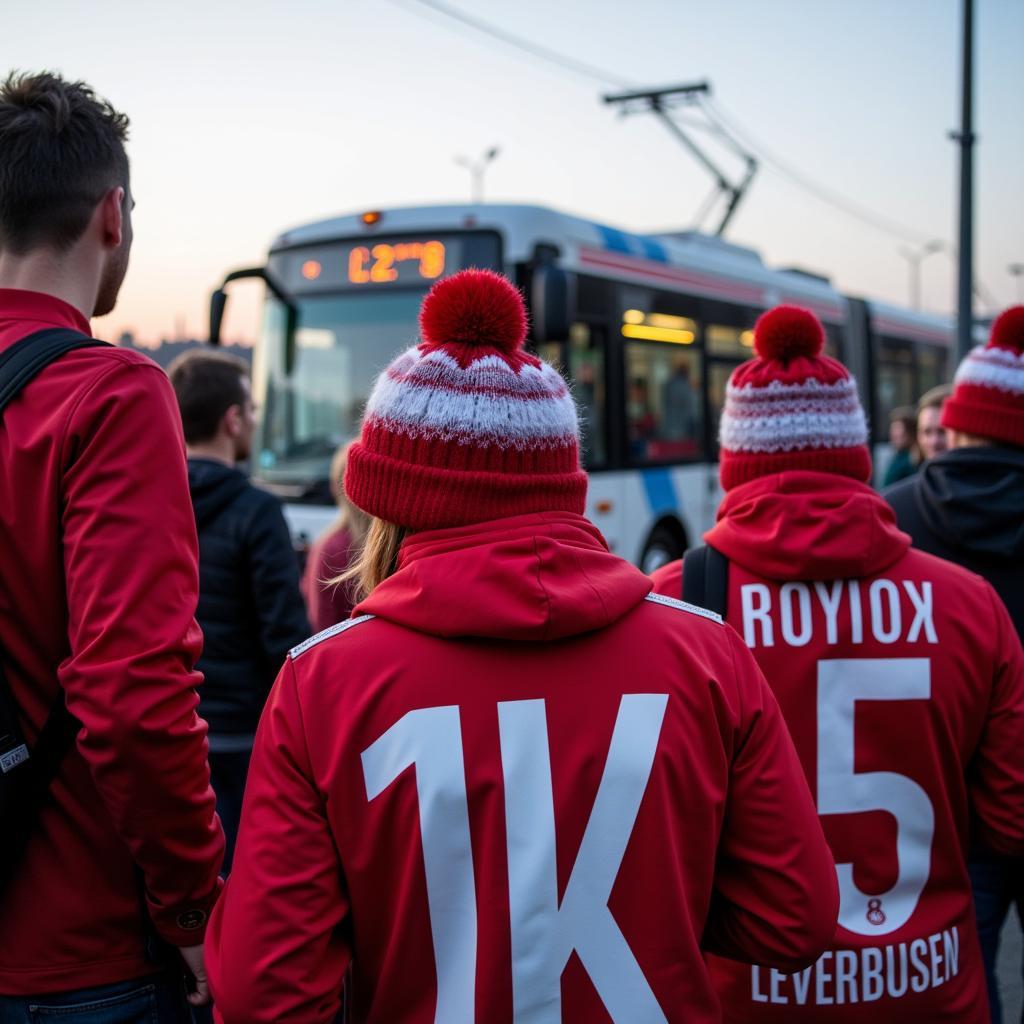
[885,305,1024,1024]
[169,350,310,873]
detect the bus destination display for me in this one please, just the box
[277,236,465,293]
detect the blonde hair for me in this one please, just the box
[324,442,370,545]
[336,517,407,601]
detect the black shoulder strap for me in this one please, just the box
[682,544,729,618]
[0,327,109,415]
[0,326,109,886]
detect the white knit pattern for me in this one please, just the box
[720,376,868,453]
[364,347,580,449]
[954,345,1024,395]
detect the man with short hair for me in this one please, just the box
[916,383,952,463]
[886,306,1024,1023]
[652,305,1024,1022]
[169,349,310,873]
[0,72,223,1014]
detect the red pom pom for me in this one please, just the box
[419,269,527,353]
[990,305,1024,354]
[753,305,825,361]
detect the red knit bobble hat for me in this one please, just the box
[941,306,1024,448]
[718,305,871,491]
[344,269,587,530]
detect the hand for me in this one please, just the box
[178,943,210,1007]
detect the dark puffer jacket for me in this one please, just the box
[188,458,311,738]
[884,445,1024,636]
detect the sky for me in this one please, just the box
[4,0,1022,344]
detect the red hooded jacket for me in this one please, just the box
[0,290,223,994]
[208,511,839,1023]
[652,471,1024,1023]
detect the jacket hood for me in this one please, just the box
[915,446,1024,560]
[187,458,250,529]
[355,511,652,642]
[706,470,910,581]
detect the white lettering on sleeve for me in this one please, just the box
[741,584,774,648]
[929,933,944,988]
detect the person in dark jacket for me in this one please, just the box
[885,305,1024,1024]
[169,350,310,872]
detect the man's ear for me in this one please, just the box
[99,186,125,249]
[223,404,243,439]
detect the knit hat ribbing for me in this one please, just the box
[941,306,1024,448]
[345,269,586,530]
[718,305,871,491]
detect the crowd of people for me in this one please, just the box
[1,70,1023,1024]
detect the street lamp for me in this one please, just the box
[455,146,501,204]
[1010,263,1024,303]
[899,240,944,311]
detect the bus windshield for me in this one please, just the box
[252,289,424,487]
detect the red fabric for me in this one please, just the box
[419,268,531,362]
[208,511,838,1023]
[720,445,871,492]
[652,472,1024,1022]
[302,526,361,633]
[942,305,1024,447]
[0,290,224,994]
[345,438,586,532]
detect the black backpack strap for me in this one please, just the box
[682,544,729,618]
[0,328,109,414]
[0,326,109,886]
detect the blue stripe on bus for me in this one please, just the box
[641,467,679,516]
[597,224,633,254]
[637,236,668,263]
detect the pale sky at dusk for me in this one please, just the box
[5,0,1022,344]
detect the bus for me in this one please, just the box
[210,203,953,571]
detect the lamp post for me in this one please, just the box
[899,240,944,310]
[455,146,501,204]
[1010,263,1024,303]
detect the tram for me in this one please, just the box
[210,204,952,569]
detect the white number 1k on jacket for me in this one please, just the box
[361,694,671,1024]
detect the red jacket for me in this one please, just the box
[302,525,361,633]
[652,471,1024,1023]
[208,510,838,1023]
[0,290,223,994]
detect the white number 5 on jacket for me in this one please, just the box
[817,658,934,937]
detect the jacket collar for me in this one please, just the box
[0,288,92,336]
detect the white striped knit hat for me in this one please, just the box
[718,305,871,490]
[345,269,587,529]
[942,306,1024,448]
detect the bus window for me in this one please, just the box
[916,342,949,395]
[823,325,844,361]
[568,322,607,467]
[624,335,703,465]
[875,337,916,441]
[706,324,755,358]
[707,359,739,454]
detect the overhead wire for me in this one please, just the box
[387,0,994,305]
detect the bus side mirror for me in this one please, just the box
[531,264,571,344]
[283,305,298,377]
[209,289,227,346]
